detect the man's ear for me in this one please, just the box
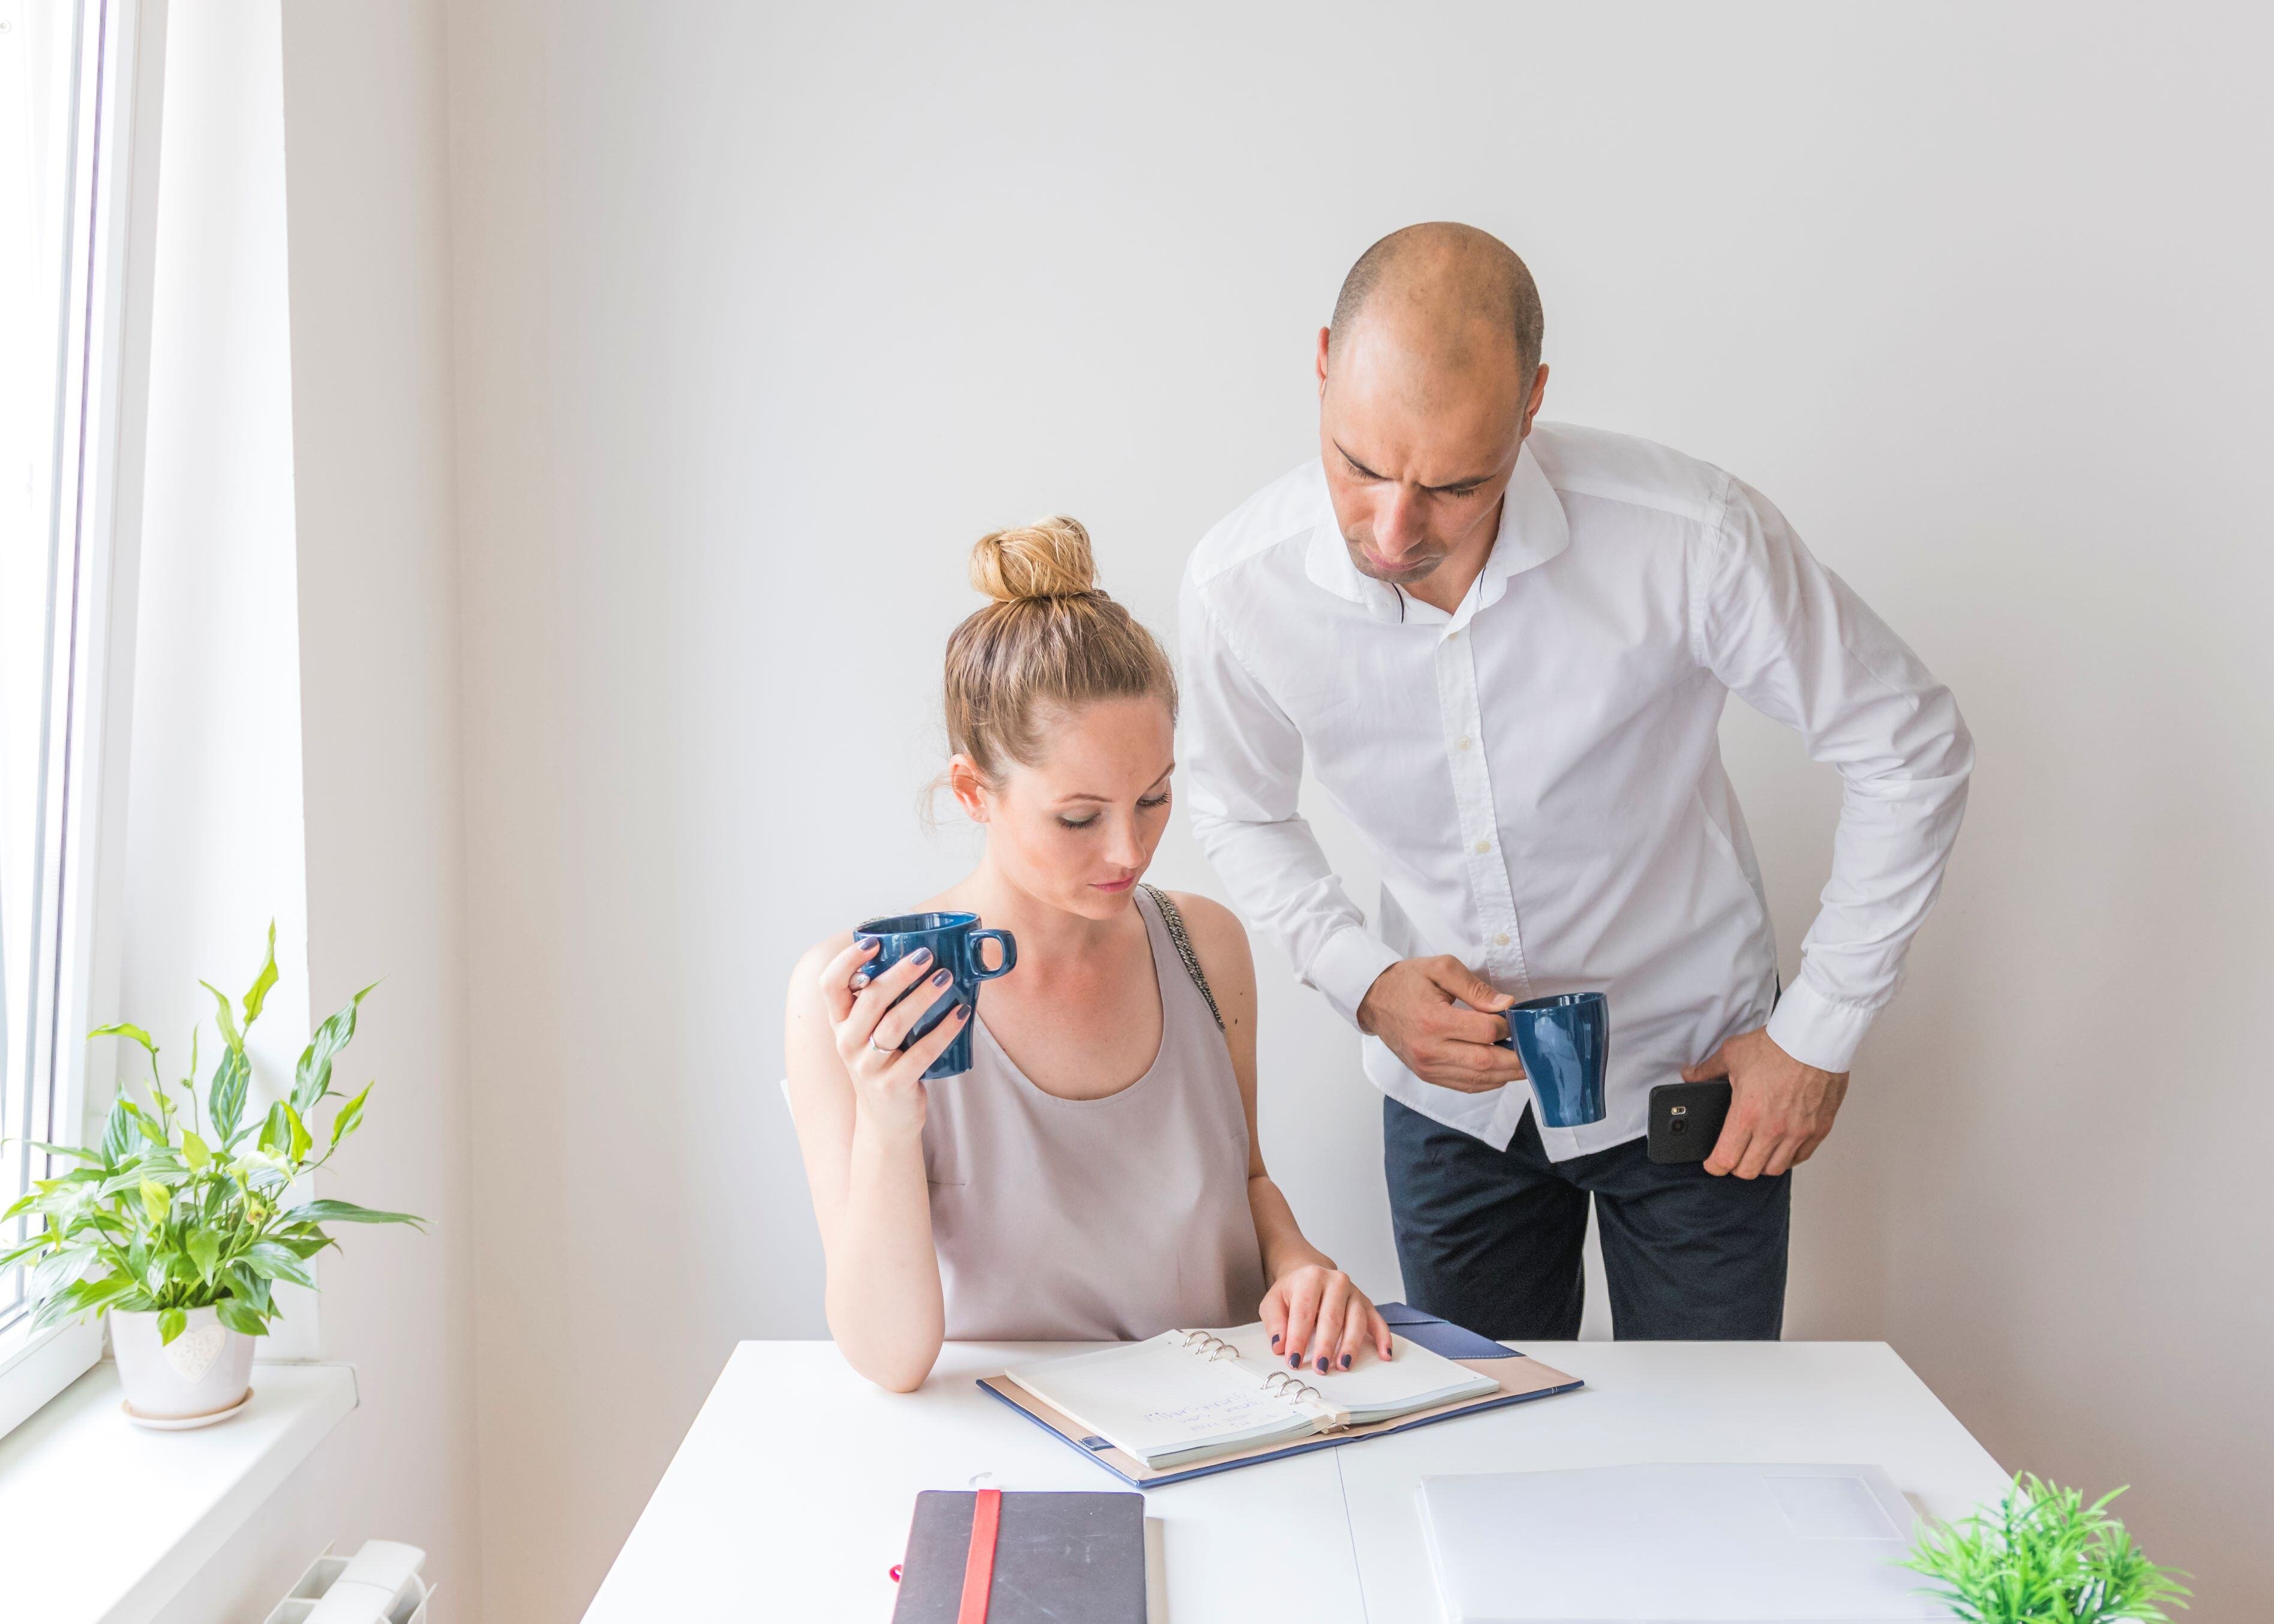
[1521,362,1551,436]
[1315,326,1332,396]
[947,754,992,822]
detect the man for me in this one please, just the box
[1179,222,1971,1339]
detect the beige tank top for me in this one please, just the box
[921,885,1269,1342]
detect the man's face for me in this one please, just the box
[1315,320,1542,587]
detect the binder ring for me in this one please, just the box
[1178,1330,1237,1361]
[1263,1369,1323,1403]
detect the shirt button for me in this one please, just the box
[1474,839,1491,855]
[1455,736,1471,751]
[1493,932,1510,947]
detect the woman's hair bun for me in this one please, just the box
[969,515,1100,603]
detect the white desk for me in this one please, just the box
[584,1340,2009,1623]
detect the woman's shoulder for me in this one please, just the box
[787,928,859,1015]
[1151,888,1254,987]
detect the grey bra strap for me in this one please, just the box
[1140,883,1225,1032]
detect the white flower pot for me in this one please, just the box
[110,1306,256,1422]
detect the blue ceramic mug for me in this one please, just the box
[851,910,1018,1081]
[1498,991,1611,1128]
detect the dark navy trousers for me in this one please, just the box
[1384,1095,1791,1340]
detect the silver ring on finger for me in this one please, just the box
[868,1036,898,1054]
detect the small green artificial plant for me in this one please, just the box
[1903,1474,2189,1624]
[1,925,422,1346]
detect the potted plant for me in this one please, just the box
[1,926,421,1427]
[1903,1473,2189,1623]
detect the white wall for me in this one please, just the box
[138,1,479,1617]
[443,3,2274,1616]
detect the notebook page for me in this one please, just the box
[1217,1322,1499,1421]
[1003,1333,1319,1466]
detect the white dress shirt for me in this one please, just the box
[1179,422,1972,1159]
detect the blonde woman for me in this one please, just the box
[785,518,1392,1392]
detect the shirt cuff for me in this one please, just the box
[1308,925,1404,1029]
[1764,977,1879,1074]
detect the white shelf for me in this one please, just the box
[0,1360,358,1624]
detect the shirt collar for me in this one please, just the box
[1305,438,1572,624]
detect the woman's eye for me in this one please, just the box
[1058,815,1099,831]
[1138,794,1170,810]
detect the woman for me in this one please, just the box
[785,516,1393,1392]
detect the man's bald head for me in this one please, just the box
[1327,222,1544,383]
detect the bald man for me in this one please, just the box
[1179,224,1971,1340]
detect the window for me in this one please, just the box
[0,0,151,1435]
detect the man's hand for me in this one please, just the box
[1684,1027,1849,1178]
[1356,956,1524,1094]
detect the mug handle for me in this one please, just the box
[967,928,1017,979]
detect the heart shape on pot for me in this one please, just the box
[164,1324,227,1383]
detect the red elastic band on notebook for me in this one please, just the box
[955,1487,1002,1624]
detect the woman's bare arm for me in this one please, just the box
[1170,891,1393,1372]
[783,933,966,1391]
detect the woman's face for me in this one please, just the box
[957,694,1176,922]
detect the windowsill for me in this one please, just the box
[0,1360,358,1624]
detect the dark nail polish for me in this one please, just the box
[911,948,932,966]
[1270,1334,1279,1347]
[1288,1352,1300,1368]
[1318,1358,1330,1373]
[930,969,951,987]
[1341,1355,1351,1369]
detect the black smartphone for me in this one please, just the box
[1647,1079,1732,1165]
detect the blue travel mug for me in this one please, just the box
[1499,991,1610,1128]
[851,910,1018,1080]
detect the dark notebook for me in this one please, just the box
[891,1489,1145,1623]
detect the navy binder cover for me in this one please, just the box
[977,1306,1582,1488]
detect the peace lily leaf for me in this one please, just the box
[292,983,378,1114]
[284,1198,423,1228]
[199,981,242,1052]
[208,1048,251,1144]
[101,1097,136,1164]
[242,921,280,1028]
[214,1297,268,1336]
[27,1246,93,1298]
[286,1102,311,1166]
[181,1131,211,1171]
[22,1141,102,1164]
[257,1099,293,1159]
[0,1236,53,1269]
[243,1240,316,1289]
[131,1103,169,1147]
[329,1083,373,1150]
[88,1021,159,1056]
[188,1228,221,1283]
[158,1307,187,1345]
[139,1180,169,1226]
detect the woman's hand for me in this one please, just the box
[819,939,970,1139]
[1260,1264,1394,1375]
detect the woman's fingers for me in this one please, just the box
[840,948,938,1051]
[870,968,958,1054]
[895,997,970,1077]
[819,939,879,1020]
[1279,1274,1323,1370]
[1307,1274,1351,1373]
[1260,1283,1288,1354]
[1331,1293,1370,1371]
